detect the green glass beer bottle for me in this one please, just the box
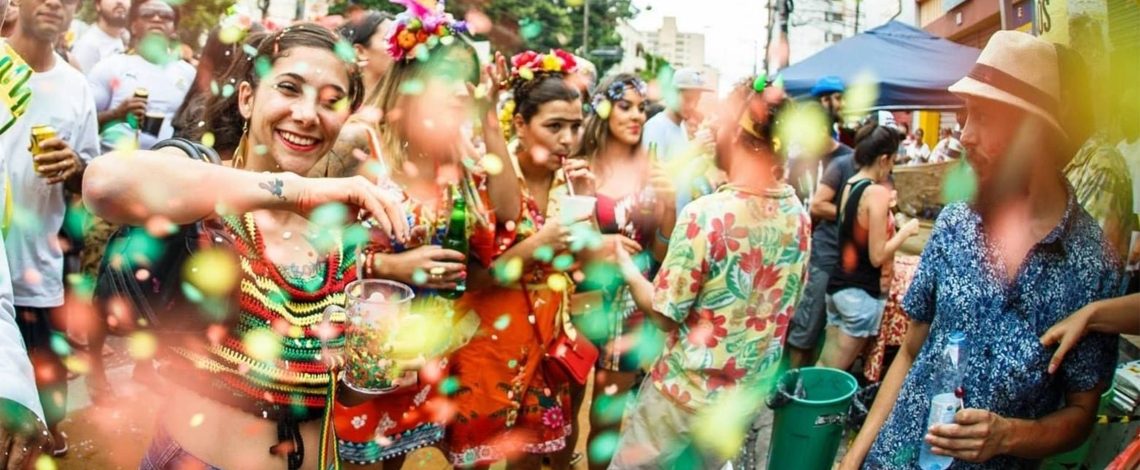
[439,184,468,299]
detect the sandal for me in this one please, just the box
[570,452,583,465]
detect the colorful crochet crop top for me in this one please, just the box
[162,213,355,422]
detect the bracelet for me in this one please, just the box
[656,229,671,245]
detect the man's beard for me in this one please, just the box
[101,11,127,28]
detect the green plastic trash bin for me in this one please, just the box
[1039,383,1115,469]
[767,367,858,470]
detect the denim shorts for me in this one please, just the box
[139,425,222,470]
[825,288,887,338]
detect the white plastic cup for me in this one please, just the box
[559,195,596,225]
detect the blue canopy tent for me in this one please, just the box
[780,21,981,110]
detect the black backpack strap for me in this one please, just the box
[838,178,874,230]
[151,137,221,165]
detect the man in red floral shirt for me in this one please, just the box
[609,76,811,469]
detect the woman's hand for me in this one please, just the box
[899,218,921,239]
[563,158,596,195]
[650,164,677,234]
[588,234,642,264]
[532,216,581,254]
[375,246,466,290]
[1040,304,1094,374]
[290,175,410,243]
[469,52,509,114]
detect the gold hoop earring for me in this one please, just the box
[233,121,249,169]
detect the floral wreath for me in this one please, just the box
[588,76,648,119]
[498,49,579,140]
[386,0,469,62]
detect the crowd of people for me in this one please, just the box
[0,0,1135,469]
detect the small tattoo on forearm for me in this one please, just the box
[260,178,286,201]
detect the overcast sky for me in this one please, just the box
[628,0,770,92]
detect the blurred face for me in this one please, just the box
[96,0,127,27]
[819,92,843,123]
[915,128,924,142]
[19,0,77,41]
[516,98,583,171]
[131,0,173,40]
[960,97,1024,191]
[357,19,393,78]
[607,87,647,147]
[401,75,470,161]
[238,46,354,175]
[679,89,702,121]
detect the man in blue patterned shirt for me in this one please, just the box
[842,31,1123,470]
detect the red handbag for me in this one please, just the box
[520,283,598,385]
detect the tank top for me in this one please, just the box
[827,179,883,298]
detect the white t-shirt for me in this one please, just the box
[88,54,195,152]
[0,45,100,307]
[642,112,688,163]
[71,26,126,72]
[0,232,44,423]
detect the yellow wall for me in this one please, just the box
[914,110,941,148]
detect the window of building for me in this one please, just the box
[827,32,844,43]
[825,11,844,22]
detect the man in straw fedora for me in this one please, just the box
[840,31,1124,470]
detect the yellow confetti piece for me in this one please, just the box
[218,25,243,44]
[63,356,90,375]
[127,331,158,360]
[518,67,535,81]
[189,413,205,427]
[183,248,239,297]
[843,70,880,116]
[481,153,504,175]
[595,100,612,120]
[201,132,215,148]
[243,329,281,362]
[546,274,568,291]
[35,455,56,470]
[692,387,761,458]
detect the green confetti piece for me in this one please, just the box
[552,253,575,271]
[519,18,543,40]
[533,245,554,263]
[255,56,272,79]
[181,281,204,303]
[137,34,173,65]
[941,158,977,204]
[493,314,511,330]
[507,359,518,368]
[221,84,235,98]
[334,40,356,63]
[412,268,428,285]
[311,202,348,228]
[588,430,620,464]
[241,44,258,57]
[49,332,72,357]
[439,376,459,395]
[592,391,631,425]
[210,80,219,96]
[343,224,369,247]
[399,79,425,96]
[254,144,268,155]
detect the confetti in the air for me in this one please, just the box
[243,328,282,362]
[127,331,158,360]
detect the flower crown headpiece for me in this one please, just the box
[386,0,469,62]
[506,49,579,88]
[498,49,580,140]
[588,76,647,119]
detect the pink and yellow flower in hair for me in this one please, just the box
[509,49,578,80]
[385,0,469,62]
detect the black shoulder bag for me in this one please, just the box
[94,138,236,335]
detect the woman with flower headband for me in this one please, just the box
[563,72,677,470]
[327,1,523,466]
[444,49,596,469]
[83,24,409,470]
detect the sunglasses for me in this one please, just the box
[137,6,174,22]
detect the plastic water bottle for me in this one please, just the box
[917,331,967,470]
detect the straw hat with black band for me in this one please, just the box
[948,31,1067,141]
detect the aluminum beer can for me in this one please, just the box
[29,124,56,172]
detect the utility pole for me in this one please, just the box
[854,0,861,34]
[763,0,775,74]
[582,0,590,56]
